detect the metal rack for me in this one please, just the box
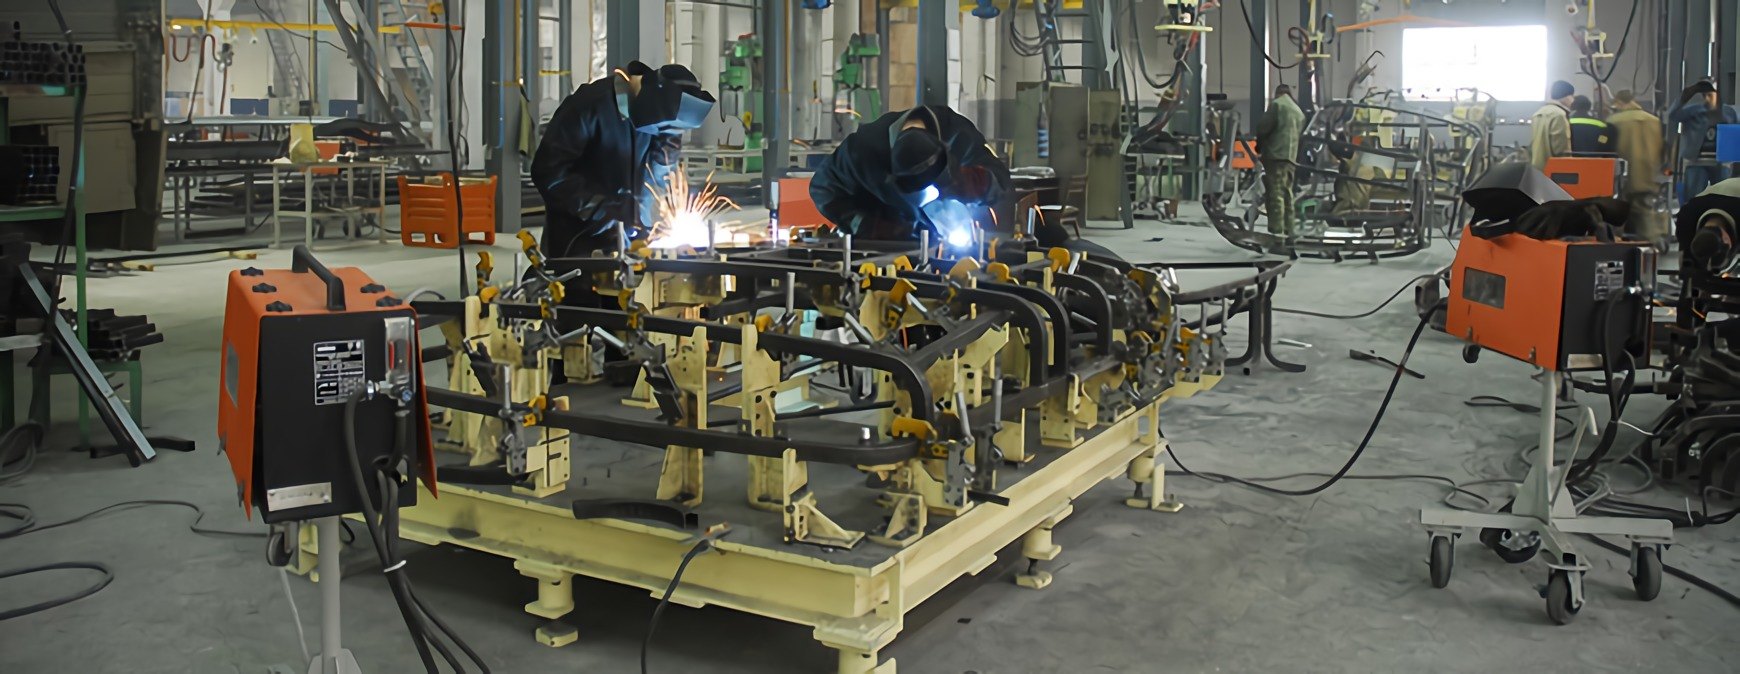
[0,80,93,445]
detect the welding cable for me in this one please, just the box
[1165,302,1440,496]
[1565,293,1638,487]
[0,499,266,540]
[0,499,264,621]
[0,422,44,484]
[0,562,114,622]
[642,536,716,674]
[443,0,469,298]
[1238,0,1301,70]
[1582,0,1640,85]
[342,392,444,673]
[1274,273,1439,320]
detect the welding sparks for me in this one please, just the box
[648,170,742,249]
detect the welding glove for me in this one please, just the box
[846,212,915,241]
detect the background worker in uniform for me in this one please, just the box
[1530,80,1575,170]
[1568,95,1616,155]
[810,105,1009,246]
[531,61,716,259]
[1255,84,1304,238]
[1605,90,1668,243]
[1670,80,1740,206]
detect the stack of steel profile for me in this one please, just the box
[0,145,60,205]
[63,308,164,362]
[0,22,86,87]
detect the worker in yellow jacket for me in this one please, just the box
[1605,90,1668,242]
[1529,80,1575,170]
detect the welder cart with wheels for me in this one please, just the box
[1417,164,1672,624]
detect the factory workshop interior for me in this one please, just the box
[5,0,1740,671]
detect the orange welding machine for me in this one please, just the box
[218,246,435,522]
[1447,165,1654,371]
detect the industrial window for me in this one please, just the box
[1401,25,1548,102]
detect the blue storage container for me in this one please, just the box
[1717,124,1740,163]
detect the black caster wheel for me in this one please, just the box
[1633,545,1663,601]
[1462,344,1480,364]
[1481,527,1540,564]
[1429,536,1454,589]
[1545,570,1581,625]
[265,530,293,567]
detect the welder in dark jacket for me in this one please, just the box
[531,61,716,258]
[810,106,1011,247]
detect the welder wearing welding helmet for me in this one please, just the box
[532,61,716,259]
[811,105,1011,245]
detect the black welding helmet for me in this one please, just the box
[1462,161,1573,233]
[628,63,716,134]
[890,108,949,194]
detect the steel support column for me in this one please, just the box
[484,0,524,233]
[1176,22,1206,200]
[1247,0,1268,132]
[361,0,385,121]
[607,0,665,67]
[558,0,574,95]
[1687,0,1714,86]
[1662,0,1687,113]
[1296,0,1314,116]
[1721,0,1740,104]
[762,0,789,181]
[916,0,953,106]
[1081,0,1107,90]
[876,5,890,114]
[523,0,542,155]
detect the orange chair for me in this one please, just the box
[1230,138,1258,170]
[397,174,498,248]
[311,141,344,176]
[1542,157,1623,200]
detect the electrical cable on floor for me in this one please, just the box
[642,536,716,674]
[1275,273,1438,320]
[0,499,267,540]
[0,562,113,622]
[0,422,44,485]
[1165,303,1437,496]
[0,499,265,621]
[280,567,311,662]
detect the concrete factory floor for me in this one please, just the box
[4,206,1738,673]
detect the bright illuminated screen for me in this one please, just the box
[1401,25,1548,101]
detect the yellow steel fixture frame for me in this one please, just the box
[304,379,1210,673]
